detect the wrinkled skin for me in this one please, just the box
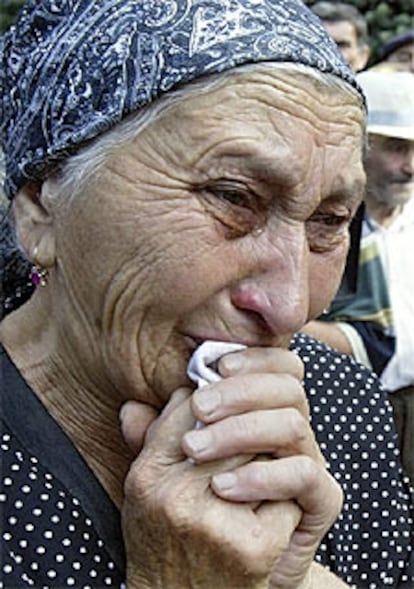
[33,70,364,409]
[4,68,365,588]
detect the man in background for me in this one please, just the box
[303,70,414,482]
[311,1,370,72]
[378,29,414,73]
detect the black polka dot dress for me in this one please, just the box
[1,337,413,588]
[1,344,125,588]
[293,334,414,588]
[1,434,123,588]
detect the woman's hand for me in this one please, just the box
[120,347,343,588]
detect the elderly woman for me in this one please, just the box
[1,1,413,588]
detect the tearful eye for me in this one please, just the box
[306,209,352,252]
[211,189,249,207]
[312,213,350,227]
[206,182,258,210]
[194,180,266,238]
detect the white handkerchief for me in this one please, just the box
[187,340,247,388]
[187,341,246,430]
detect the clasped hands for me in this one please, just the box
[120,347,344,589]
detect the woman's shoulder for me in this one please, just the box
[293,336,414,588]
[292,331,396,459]
[293,331,381,393]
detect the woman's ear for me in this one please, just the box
[12,182,56,267]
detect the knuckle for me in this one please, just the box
[125,463,197,529]
[124,459,154,501]
[285,408,310,445]
[329,477,345,518]
[295,457,344,521]
[263,348,304,380]
[295,454,321,486]
[281,375,309,410]
[162,486,195,529]
[248,460,274,490]
[280,372,300,391]
[237,375,259,405]
[236,412,260,444]
[289,352,305,380]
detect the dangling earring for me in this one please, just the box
[30,265,49,287]
[30,246,49,287]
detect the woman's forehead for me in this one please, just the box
[144,70,364,154]
[101,75,365,210]
[170,67,363,119]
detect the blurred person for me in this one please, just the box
[311,1,370,72]
[379,29,414,73]
[303,70,414,482]
[1,2,413,589]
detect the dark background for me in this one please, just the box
[1,0,413,64]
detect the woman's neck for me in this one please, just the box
[0,296,133,508]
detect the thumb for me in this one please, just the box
[119,400,159,454]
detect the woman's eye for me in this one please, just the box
[213,190,245,206]
[313,213,350,227]
[208,186,256,209]
[307,210,351,252]
[195,181,264,238]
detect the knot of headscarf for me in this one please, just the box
[1,0,360,199]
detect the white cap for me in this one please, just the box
[356,69,414,141]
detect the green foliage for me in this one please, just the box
[305,0,414,64]
[0,0,25,33]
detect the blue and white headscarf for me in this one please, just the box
[1,0,360,199]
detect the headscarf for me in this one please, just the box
[1,0,361,200]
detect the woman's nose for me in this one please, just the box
[231,227,310,335]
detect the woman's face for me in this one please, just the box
[52,70,365,406]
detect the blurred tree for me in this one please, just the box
[0,0,26,33]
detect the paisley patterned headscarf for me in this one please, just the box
[1,0,360,199]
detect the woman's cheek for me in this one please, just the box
[308,246,348,319]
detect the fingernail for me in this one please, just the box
[184,429,212,455]
[212,472,238,491]
[194,388,221,416]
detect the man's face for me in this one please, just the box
[386,42,414,73]
[52,70,365,406]
[365,134,414,208]
[322,20,369,72]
